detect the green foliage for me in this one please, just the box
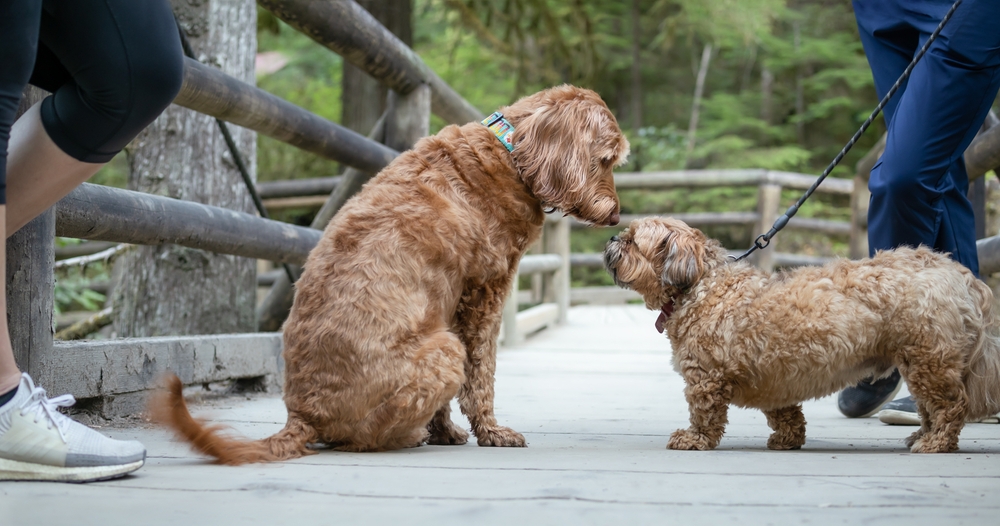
[53,238,110,315]
[256,9,344,182]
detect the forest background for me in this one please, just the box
[84,0,999,297]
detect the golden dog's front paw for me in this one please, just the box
[667,429,715,450]
[476,426,526,447]
[427,422,469,445]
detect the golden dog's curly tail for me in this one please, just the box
[965,279,1000,420]
[149,374,316,465]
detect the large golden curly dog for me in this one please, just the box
[604,216,1000,453]
[153,85,629,463]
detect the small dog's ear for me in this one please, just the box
[660,230,705,290]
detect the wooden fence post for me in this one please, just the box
[543,216,570,324]
[7,87,54,381]
[502,276,521,346]
[753,183,781,272]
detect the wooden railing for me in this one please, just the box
[8,0,568,415]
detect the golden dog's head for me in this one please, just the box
[604,217,727,310]
[503,85,629,226]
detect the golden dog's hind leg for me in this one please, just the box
[669,367,732,450]
[763,405,806,450]
[339,330,467,452]
[426,403,469,445]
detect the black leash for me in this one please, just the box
[173,18,299,283]
[732,0,963,262]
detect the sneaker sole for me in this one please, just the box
[0,458,144,482]
[879,411,1000,425]
[878,409,921,425]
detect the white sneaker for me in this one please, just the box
[0,373,145,482]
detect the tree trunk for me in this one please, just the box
[793,19,805,145]
[341,0,413,135]
[760,66,774,124]
[629,0,643,131]
[113,0,257,337]
[685,43,713,160]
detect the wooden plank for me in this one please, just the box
[262,195,330,211]
[977,234,1000,276]
[613,170,853,195]
[175,59,397,173]
[518,254,563,275]
[7,87,53,381]
[966,120,1000,181]
[514,303,560,341]
[54,240,120,260]
[257,177,342,199]
[48,333,283,399]
[257,0,483,125]
[571,212,758,229]
[55,183,321,265]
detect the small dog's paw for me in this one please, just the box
[667,429,714,450]
[909,436,958,454]
[427,423,469,445]
[476,426,526,447]
[904,430,925,448]
[767,432,805,450]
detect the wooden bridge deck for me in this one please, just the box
[4,305,999,525]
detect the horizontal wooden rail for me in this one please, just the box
[48,334,282,403]
[570,212,851,235]
[257,176,342,199]
[614,170,853,195]
[175,59,397,173]
[977,235,1000,276]
[55,183,321,265]
[257,0,483,125]
[518,254,563,274]
[966,124,1000,180]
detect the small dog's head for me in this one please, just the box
[604,217,727,310]
[503,85,629,226]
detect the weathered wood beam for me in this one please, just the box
[55,183,321,265]
[614,170,853,195]
[257,176,342,199]
[175,58,397,173]
[256,0,483,125]
[50,333,282,402]
[966,119,1000,181]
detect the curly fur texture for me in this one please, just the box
[604,216,1000,453]
[152,85,629,464]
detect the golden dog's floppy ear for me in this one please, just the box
[512,90,606,203]
[659,229,706,291]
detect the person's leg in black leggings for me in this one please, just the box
[0,0,183,482]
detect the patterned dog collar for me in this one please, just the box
[482,111,515,152]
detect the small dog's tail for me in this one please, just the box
[965,279,1000,420]
[149,374,316,465]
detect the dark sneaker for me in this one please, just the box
[878,395,1000,425]
[837,370,901,418]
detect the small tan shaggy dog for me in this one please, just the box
[604,216,1000,453]
[152,85,629,463]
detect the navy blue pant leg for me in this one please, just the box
[854,0,1000,277]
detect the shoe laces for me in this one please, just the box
[17,374,76,443]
